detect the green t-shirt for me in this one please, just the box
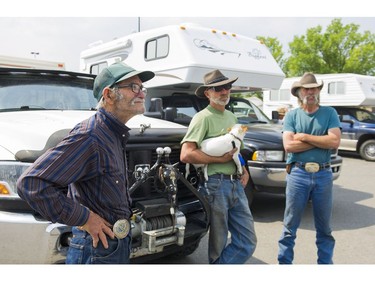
[181,105,238,176]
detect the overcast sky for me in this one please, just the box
[1,1,374,72]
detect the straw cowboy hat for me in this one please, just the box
[195,69,238,98]
[277,107,287,115]
[291,72,324,97]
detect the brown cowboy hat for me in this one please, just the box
[195,69,238,98]
[291,72,324,97]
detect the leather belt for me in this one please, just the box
[209,174,239,181]
[294,162,330,173]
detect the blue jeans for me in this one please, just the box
[278,165,335,264]
[66,227,131,264]
[205,176,257,264]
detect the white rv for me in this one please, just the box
[0,55,65,70]
[80,23,285,97]
[262,73,375,118]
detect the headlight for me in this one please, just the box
[330,149,338,157]
[252,150,284,162]
[0,162,31,196]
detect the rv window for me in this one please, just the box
[270,89,290,101]
[146,41,156,59]
[269,90,278,101]
[280,89,290,101]
[328,81,345,95]
[90,62,108,75]
[145,35,169,60]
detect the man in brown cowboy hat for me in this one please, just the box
[180,69,257,264]
[291,72,324,103]
[278,72,341,264]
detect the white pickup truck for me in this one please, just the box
[0,67,209,263]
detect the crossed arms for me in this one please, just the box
[283,128,341,153]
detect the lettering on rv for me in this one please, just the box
[193,39,267,60]
[247,49,267,60]
[193,39,241,57]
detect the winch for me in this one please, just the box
[128,147,187,258]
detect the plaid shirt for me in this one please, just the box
[17,108,132,226]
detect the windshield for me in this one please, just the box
[0,74,97,111]
[227,99,270,124]
[338,107,375,124]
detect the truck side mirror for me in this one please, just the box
[271,110,279,120]
[340,115,355,126]
[145,98,164,119]
[164,107,177,122]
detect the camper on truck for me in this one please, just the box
[0,54,65,70]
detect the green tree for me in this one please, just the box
[283,18,375,77]
[257,36,285,70]
[252,36,285,101]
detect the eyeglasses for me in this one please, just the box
[115,83,147,95]
[210,84,232,92]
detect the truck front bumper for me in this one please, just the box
[0,211,71,264]
[247,156,343,194]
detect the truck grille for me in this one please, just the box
[126,145,198,203]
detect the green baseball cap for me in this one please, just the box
[93,62,155,100]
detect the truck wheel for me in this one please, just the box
[359,139,375,161]
[171,239,201,257]
[244,169,255,208]
[245,187,254,208]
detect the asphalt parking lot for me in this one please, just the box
[149,152,375,265]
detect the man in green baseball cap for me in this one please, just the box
[93,61,155,100]
[95,61,155,123]
[17,62,155,264]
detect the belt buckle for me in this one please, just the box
[304,162,320,173]
[113,219,130,239]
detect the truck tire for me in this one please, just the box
[244,171,255,208]
[245,186,254,208]
[238,150,255,209]
[359,139,375,161]
[171,239,201,257]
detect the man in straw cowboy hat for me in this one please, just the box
[277,106,288,124]
[17,62,155,264]
[180,69,257,264]
[278,72,341,264]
